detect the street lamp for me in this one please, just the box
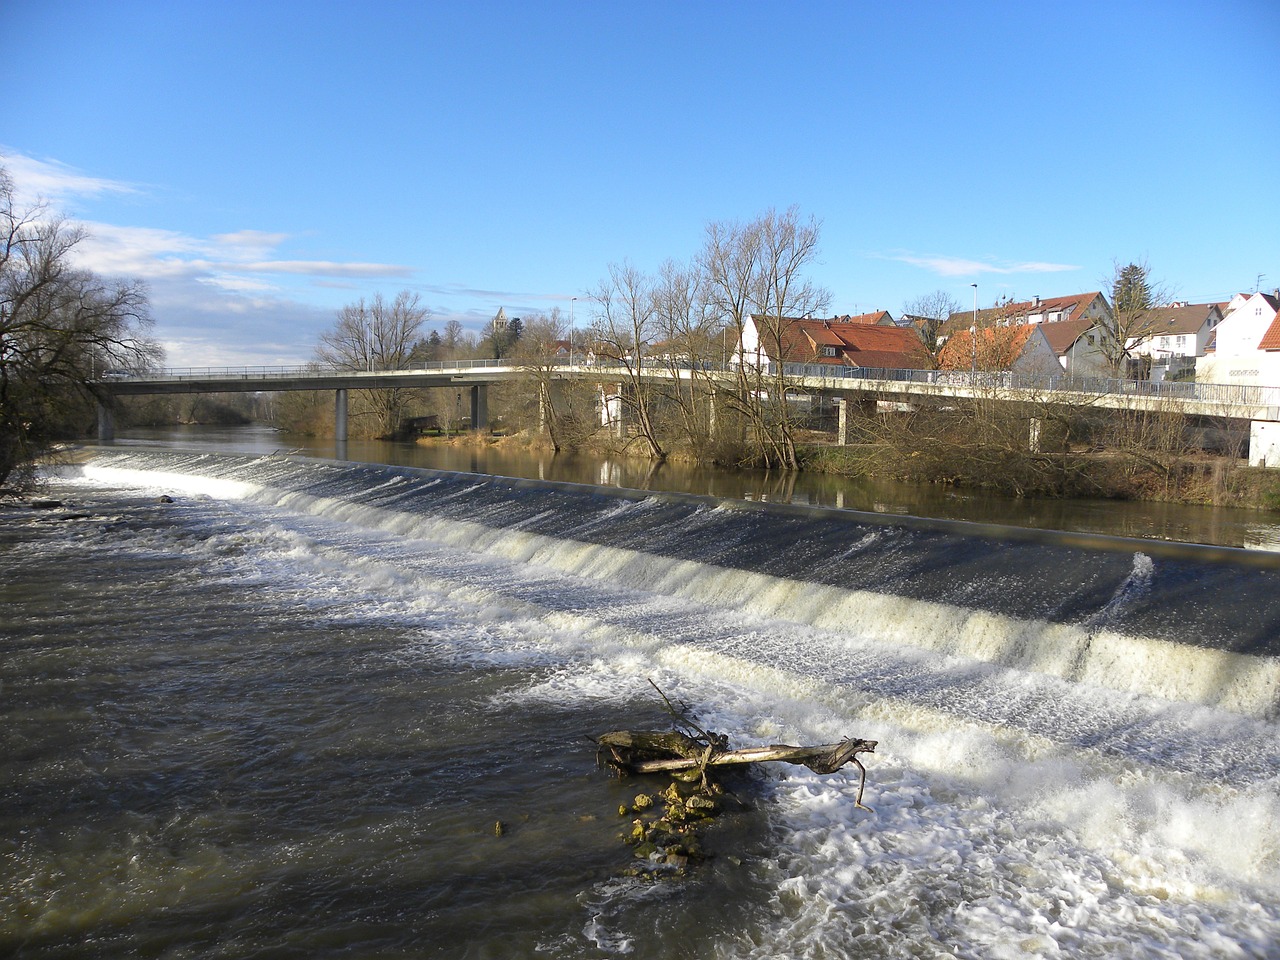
[969,283,978,383]
[570,296,577,365]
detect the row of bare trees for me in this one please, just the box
[576,207,831,468]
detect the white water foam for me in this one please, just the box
[76,462,1276,720]
[54,461,1280,957]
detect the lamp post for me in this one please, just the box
[969,283,978,384]
[570,296,577,365]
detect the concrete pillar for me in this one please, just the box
[599,383,625,436]
[1250,420,1280,468]
[335,389,348,442]
[96,401,116,443]
[538,381,565,434]
[836,393,876,445]
[469,384,489,432]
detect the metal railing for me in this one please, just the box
[98,358,1280,413]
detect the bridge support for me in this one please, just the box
[469,384,489,432]
[335,389,349,442]
[96,401,116,443]
[538,381,565,434]
[600,383,626,438]
[836,394,877,446]
[1250,420,1280,468]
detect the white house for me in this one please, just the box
[1125,303,1222,381]
[1196,291,1280,386]
[1038,318,1113,379]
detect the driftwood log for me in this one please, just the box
[595,686,878,875]
[595,682,878,810]
[596,729,877,811]
[596,730,877,775]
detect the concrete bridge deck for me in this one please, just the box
[95,359,1280,421]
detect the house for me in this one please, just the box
[937,323,1061,381]
[945,291,1113,332]
[1124,303,1222,381]
[832,310,897,327]
[1196,291,1280,387]
[737,315,932,370]
[1038,318,1113,379]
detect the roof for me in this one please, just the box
[937,324,1038,371]
[1037,318,1097,355]
[758,315,932,369]
[833,310,895,326]
[1259,316,1280,351]
[1129,304,1219,338]
[944,291,1106,333]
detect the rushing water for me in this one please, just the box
[3,445,1280,958]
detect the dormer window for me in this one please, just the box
[821,346,838,357]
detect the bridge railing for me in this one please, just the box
[100,358,1280,412]
[775,362,1280,409]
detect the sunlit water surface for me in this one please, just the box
[1,442,1278,958]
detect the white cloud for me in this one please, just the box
[1,150,139,206]
[887,252,1081,278]
[239,260,413,277]
[0,149,488,366]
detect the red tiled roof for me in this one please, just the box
[937,325,1037,371]
[944,291,1106,334]
[1037,318,1097,355]
[1258,316,1280,351]
[762,316,931,368]
[836,310,894,326]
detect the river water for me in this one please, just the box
[2,430,1279,958]
[109,424,1280,551]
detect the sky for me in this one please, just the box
[3,1,1278,368]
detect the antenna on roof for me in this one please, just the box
[1258,274,1267,293]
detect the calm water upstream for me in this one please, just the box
[110,423,1280,551]
[2,429,1279,958]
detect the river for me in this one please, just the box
[1,429,1278,958]
[109,423,1280,551]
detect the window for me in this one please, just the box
[821,346,838,358]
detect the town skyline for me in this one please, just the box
[3,1,1277,367]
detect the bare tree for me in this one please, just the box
[902,289,962,361]
[653,257,721,454]
[700,207,830,468]
[0,166,159,487]
[316,290,430,437]
[588,261,666,460]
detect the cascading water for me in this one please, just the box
[3,448,1278,959]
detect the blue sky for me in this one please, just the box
[3,1,1277,366]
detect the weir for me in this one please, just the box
[73,449,1280,719]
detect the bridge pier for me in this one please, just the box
[469,384,489,432]
[334,389,349,459]
[538,382,565,434]
[1250,420,1280,468]
[96,401,116,443]
[836,393,877,446]
[335,389,348,442]
[600,383,626,437]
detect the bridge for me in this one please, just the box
[93,359,1280,465]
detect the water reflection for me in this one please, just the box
[102,423,1280,551]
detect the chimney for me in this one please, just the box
[1033,295,1040,307]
